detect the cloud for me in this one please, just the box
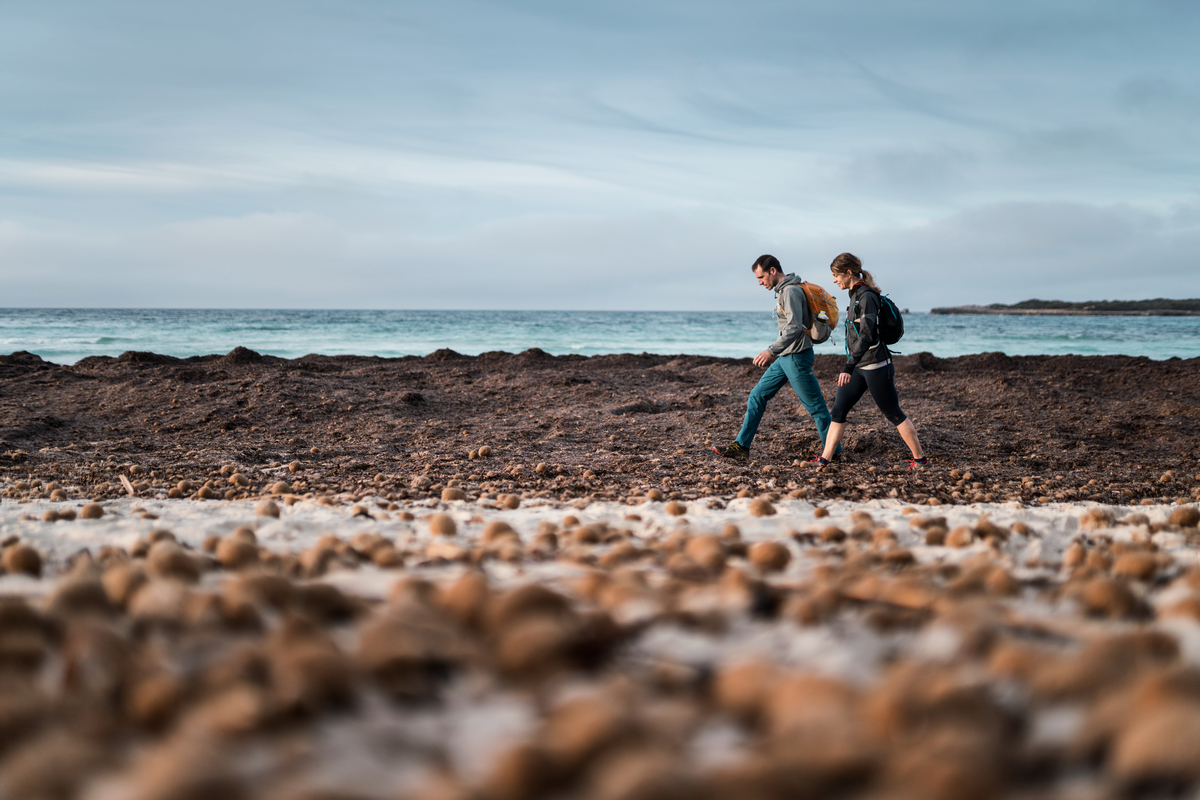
[841,145,976,202]
[2,0,1200,313]
[0,159,218,193]
[828,199,1200,308]
[1116,75,1200,121]
[5,196,1198,311]
[0,209,760,309]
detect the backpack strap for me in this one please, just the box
[863,287,883,338]
[797,282,812,332]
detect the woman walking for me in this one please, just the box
[809,253,928,470]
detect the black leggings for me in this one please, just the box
[830,363,907,425]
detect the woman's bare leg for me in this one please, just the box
[821,422,846,461]
[896,419,924,459]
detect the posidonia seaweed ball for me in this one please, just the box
[749,499,776,517]
[1080,577,1141,618]
[1080,508,1116,531]
[429,513,457,537]
[1112,552,1160,581]
[748,541,790,573]
[256,499,281,518]
[215,538,259,570]
[1169,506,1200,528]
[2,543,42,577]
[146,542,201,583]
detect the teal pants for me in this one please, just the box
[735,350,836,451]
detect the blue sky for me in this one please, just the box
[2,0,1198,310]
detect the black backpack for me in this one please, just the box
[855,289,904,345]
[876,293,904,345]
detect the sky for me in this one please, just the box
[1,0,1198,311]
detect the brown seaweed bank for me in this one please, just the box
[1,348,1198,507]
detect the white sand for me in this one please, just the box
[5,494,1200,797]
[3,494,1188,593]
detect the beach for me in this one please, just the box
[3,347,1200,798]
[7,0,1200,794]
[2,348,1198,507]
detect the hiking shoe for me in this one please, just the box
[807,454,831,467]
[907,457,929,471]
[712,442,750,460]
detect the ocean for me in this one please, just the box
[2,308,1198,365]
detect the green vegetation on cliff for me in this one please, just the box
[990,298,1200,312]
[931,298,1200,315]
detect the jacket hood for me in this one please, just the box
[774,273,802,293]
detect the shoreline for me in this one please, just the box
[6,307,1200,368]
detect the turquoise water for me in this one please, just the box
[1,309,1198,365]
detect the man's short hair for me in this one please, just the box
[752,254,782,274]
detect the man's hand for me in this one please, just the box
[837,372,852,386]
[753,350,775,368]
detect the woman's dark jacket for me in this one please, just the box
[842,283,890,374]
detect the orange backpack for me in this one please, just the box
[801,281,840,344]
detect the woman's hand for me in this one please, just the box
[837,372,852,386]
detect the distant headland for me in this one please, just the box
[930,298,1200,316]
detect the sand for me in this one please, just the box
[2,493,1200,799]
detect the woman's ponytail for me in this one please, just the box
[830,252,881,292]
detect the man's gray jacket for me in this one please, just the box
[767,273,813,357]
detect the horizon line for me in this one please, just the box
[2,306,928,313]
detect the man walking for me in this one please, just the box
[712,254,837,461]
